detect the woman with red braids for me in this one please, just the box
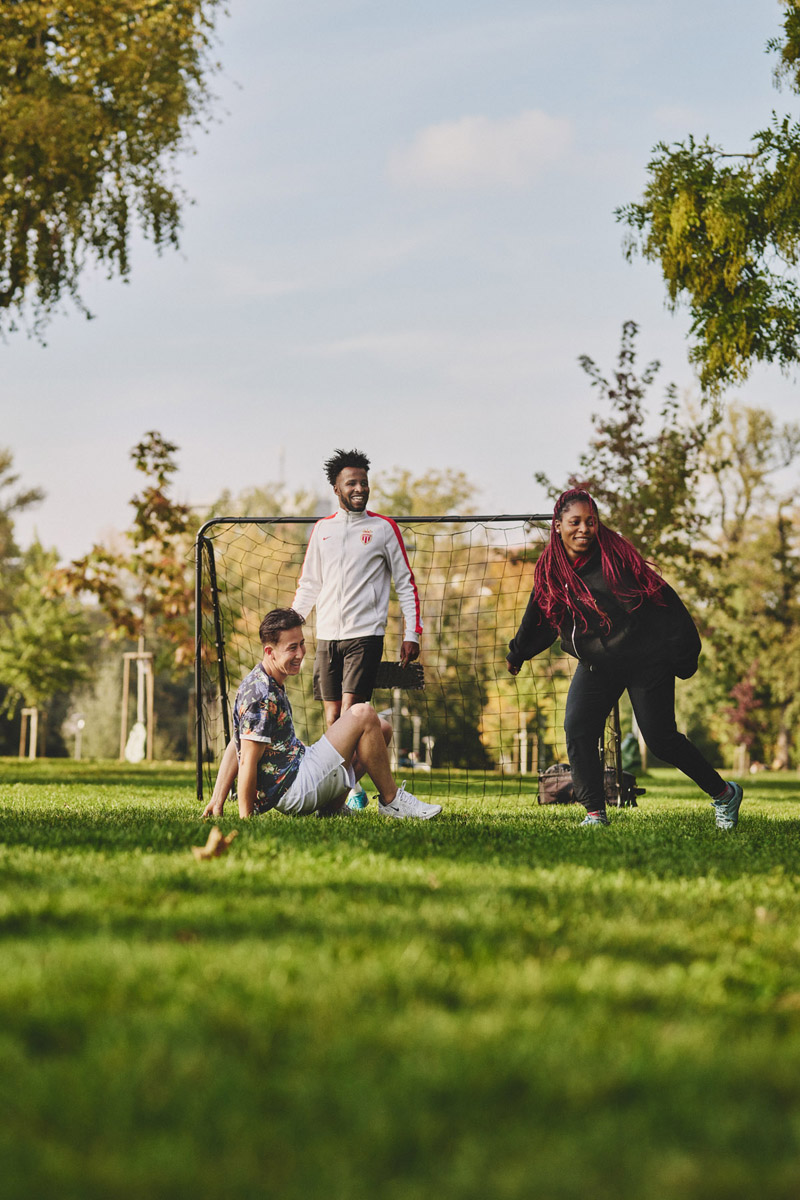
[507,488,743,828]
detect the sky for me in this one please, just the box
[3,0,799,558]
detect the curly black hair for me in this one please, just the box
[323,448,371,488]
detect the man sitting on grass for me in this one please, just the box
[202,608,442,821]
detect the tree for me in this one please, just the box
[370,468,477,517]
[702,403,800,546]
[618,2,800,392]
[369,469,494,767]
[0,446,44,613]
[0,540,89,719]
[57,432,201,759]
[686,405,800,768]
[0,0,225,335]
[531,326,800,767]
[689,505,800,770]
[59,431,197,668]
[0,447,45,748]
[536,321,718,588]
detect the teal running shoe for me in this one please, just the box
[345,786,369,811]
[712,781,744,830]
[580,810,609,827]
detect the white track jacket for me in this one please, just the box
[292,509,422,643]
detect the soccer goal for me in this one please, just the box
[194,514,631,806]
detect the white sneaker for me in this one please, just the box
[378,782,442,820]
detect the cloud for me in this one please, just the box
[387,109,572,190]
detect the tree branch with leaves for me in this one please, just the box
[0,0,226,335]
[618,2,800,392]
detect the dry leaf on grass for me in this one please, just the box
[192,825,238,861]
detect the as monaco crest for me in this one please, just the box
[361,530,373,545]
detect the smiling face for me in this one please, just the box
[334,466,369,512]
[263,625,306,683]
[554,500,597,563]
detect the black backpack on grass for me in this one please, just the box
[537,763,644,808]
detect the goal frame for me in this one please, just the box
[193,513,628,805]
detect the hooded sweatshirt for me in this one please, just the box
[507,545,701,678]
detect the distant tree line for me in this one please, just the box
[2,323,799,770]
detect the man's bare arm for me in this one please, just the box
[238,738,266,818]
[202,739,239,818]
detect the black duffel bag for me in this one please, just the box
[537,763,644,808]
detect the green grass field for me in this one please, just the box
[1,760,799,1200]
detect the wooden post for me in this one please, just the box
[632,710,648,772]
[612,702,623,805]
[411,713,421,762]
[120,650,155,761]
[29,707,39,760]
[733,743,750,776]
[390,687,402,772]
[519,711,529,775]
[18,707,39,758]
[146,657,155,761]
[120,655,131,761]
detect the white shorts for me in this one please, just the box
[277,735,356,815]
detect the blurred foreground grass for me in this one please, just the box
[1,760,799,1199]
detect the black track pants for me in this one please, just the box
[564,659,726,812]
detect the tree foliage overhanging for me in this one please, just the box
[535,320,719,589]
[618,1,800,392]
[0,0,225,335]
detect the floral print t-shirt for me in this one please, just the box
[233,663,306,812]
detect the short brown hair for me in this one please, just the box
[259,608,305,646]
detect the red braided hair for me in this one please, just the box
[533,488,665,633]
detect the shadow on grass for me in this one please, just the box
[0,879,719,967]
[2,799,799,880]
[0,759,195,789]
[1,760,584,800]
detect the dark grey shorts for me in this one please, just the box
[313,636,384,702]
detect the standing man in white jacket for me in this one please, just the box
[292,448,422,730]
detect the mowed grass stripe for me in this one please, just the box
[1,762,799,1199]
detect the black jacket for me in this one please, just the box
[507,547,701,678]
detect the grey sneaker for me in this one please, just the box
[580,810,609,827]
[712,781,744,830]
[378,782,442,820]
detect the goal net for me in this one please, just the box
[194,514,626,803]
